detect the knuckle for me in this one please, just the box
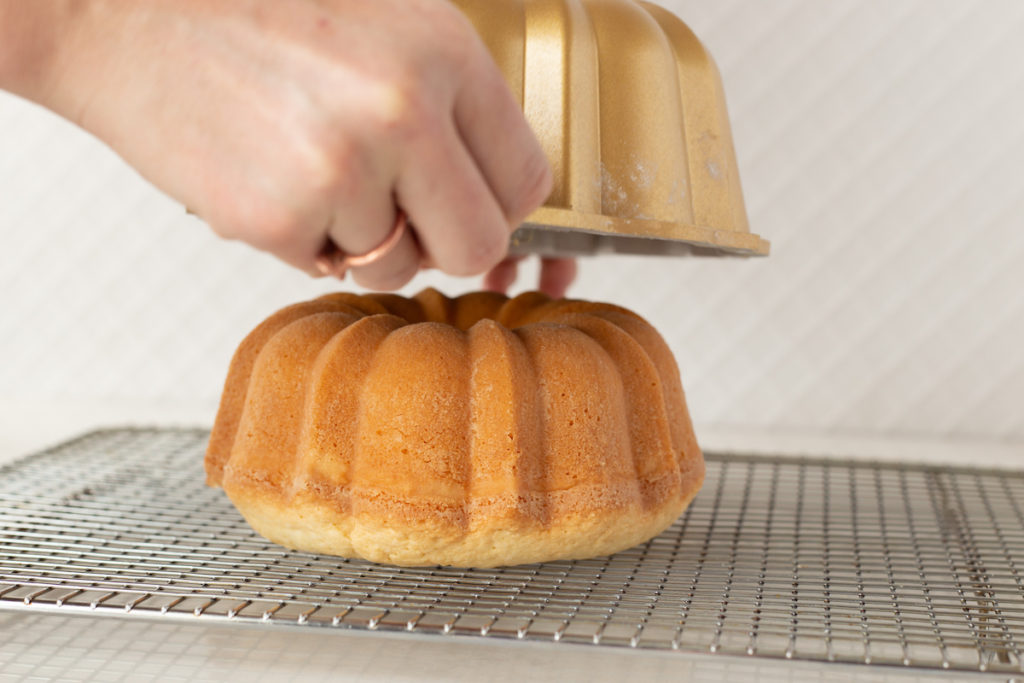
[221,198,308,253]
[455,231,508,276]
[253,213,305,252]
[362,77,440,146]
[433,8,480,65]
[360,12,480,136]
[206,218,239,242]
[370,79,425,128]
[296,132,367,203]
[202,185,315,256]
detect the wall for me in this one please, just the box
[1,0,1022,448]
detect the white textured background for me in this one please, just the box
[2,0,1023,454]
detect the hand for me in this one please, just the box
[484,256,577,300]
[11,0,554,291]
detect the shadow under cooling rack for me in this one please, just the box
[1,427,1023,675]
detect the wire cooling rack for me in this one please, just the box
[2,428,1023,676]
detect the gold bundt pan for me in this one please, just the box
[453,0,768,257]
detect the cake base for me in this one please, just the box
[226,472,702,568]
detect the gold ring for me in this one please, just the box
[315,211,409,279]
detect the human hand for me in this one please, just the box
[484,256,577,300]
[12,0,557,292]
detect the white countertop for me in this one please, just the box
[5,611,989,683]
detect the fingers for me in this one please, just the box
[395,117,510,277]
[256,10,547,289]
[347,226,421,290]
[483,256,578,299]
[539,257,577,299]
[454,53,552,227]
[483,255,523,294]
[322,188,421,290]
[339,29,548,288]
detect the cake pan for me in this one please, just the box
[454,0,769,258]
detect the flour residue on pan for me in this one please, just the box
[599,155,694,220]
[600,155,665,220]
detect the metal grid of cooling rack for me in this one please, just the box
[1,428,1024,676]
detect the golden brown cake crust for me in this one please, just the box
[206,289,704,567]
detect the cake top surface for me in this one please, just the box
[301,287,642,332]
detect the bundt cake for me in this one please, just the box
[206,289,703,567]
